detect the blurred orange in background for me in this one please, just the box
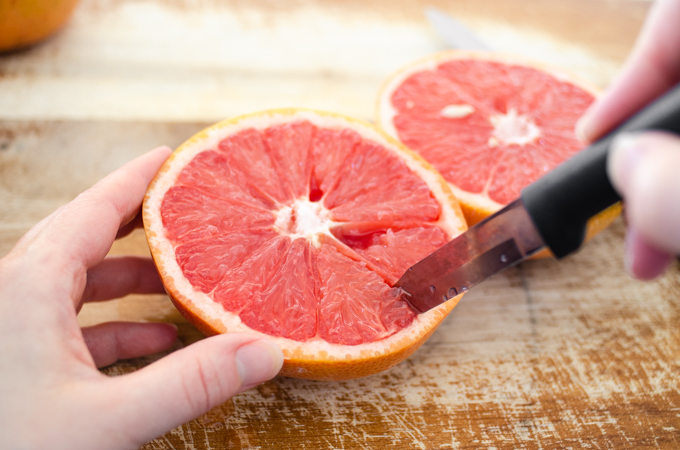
[0,0,80,52]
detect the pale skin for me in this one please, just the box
[1,2,679,449]
[0,146,283,450]
[577,0,680,279]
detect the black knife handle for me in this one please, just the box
[521,82,680,259]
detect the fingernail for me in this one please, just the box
[575,113,591,143]
[235,340,283,387]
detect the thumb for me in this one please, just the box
[608,131,680,277]
[108,333,283,446]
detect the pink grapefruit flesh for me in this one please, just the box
[379,52,601,219]
[144,110,467,380]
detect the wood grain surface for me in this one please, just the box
[3,0,679,449]
[0,0,649,122]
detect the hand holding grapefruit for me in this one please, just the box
[0,147,285,450]
[143,109,468,381]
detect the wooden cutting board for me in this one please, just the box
[2,119,679,448]
[2,0,679,448]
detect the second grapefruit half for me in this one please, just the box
[143,109,467,381]
[377,50,621,236]
[0,0,80,52]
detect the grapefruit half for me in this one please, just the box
[0,0,80,52]
[377,50,621,239]
[143,109,467,381]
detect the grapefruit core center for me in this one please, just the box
[274,198,332,243]
[489,108,541,147]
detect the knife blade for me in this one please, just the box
[395,81,680,314]
[396,199,543,312]
[424,6,492,51]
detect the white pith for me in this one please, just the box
[274,197,337,247]
[489,108,541,147]
[273,198,335,247]
[448,182,502,213]
[143,109,466,360]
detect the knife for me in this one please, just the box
[424,6,492,51]
[394,82,680,313]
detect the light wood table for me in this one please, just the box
[3,1,679,448]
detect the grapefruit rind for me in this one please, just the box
[377,50,621,246]
[162,278,459,381]
[143,109,467,381]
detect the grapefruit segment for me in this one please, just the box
[264,121,315,200]
[355,227,450,285]
[239,238,319,342]
[174,229,277,294]
[317,244,414,346]
[310,128,361,198]
[213,236,292,314]
[143,109,467,380]
[325,141,441,223]
[160,186,275,242]
[175,150,270,208]
[378,50,622,239]
[217,128,291,205]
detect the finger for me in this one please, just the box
[624,227,674,280]
[116,209,144,240]
[80,256,165,306]
[577,0,680,142]
[608,131,680,254]
[107,334,283,445]
[16,147,172,270]
[82,322,178,368]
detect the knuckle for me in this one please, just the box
[182,355,228,417]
